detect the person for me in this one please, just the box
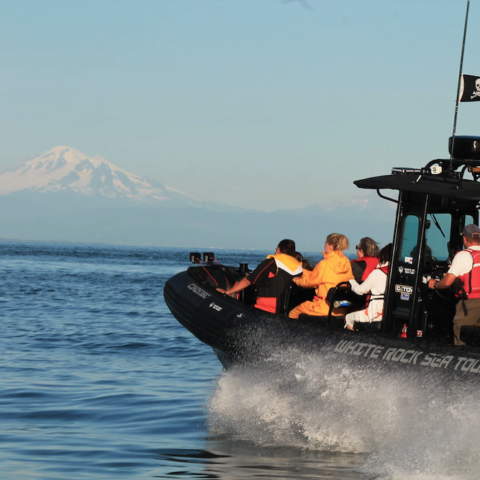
[345,244,392,330]
[217,239,303,314]
[351,237,380,283]
[410,244,437,265]
[294,252,314,271]
[428,224,480,346]
[288,233,354,319]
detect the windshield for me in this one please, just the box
[425,213,451,261]
[400,215,419,263]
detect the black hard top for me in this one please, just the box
[354,136,480,201]
[355,172,480,201]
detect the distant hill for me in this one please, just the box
[0,146,396,251]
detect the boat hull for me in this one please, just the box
[164,269,480,380]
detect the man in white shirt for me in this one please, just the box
[428,224,480,345]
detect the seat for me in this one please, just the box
[326,281,368,325]
[282,284,316,317]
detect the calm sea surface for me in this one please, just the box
[1,242,479,480]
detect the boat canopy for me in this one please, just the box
[355,172,480,202]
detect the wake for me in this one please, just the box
[207,345,480,479]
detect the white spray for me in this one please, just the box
[207,345,480,479]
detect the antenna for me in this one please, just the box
[450,0,471,169]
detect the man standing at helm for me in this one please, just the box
[428,224,480,346]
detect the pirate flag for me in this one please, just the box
[459,74,480,102]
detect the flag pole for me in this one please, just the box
[450,0,471,168]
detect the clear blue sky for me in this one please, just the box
[0,0,479,211]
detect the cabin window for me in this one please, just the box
[400,215,419,262]
[463,214,475,231]
[425,213,451,261]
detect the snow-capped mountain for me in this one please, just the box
[0,146,192,203]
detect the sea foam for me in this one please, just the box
[207,344,480,479]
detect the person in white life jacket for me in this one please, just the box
[345,244,391,330]
[428,224,480,346]
[351,237,380,283]
[217,239,303,314]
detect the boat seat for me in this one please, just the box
[352,321,382,331]
[287,282,368,328]
[326,282,382,332]
[282,284,316,317]
[296,314,381,332]
[326,282,368,314]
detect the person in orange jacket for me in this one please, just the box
[288,233,354,319]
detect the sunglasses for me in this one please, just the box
[356,246,363,250]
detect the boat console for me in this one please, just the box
[355,135,480,344]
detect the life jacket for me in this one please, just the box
[378,264,389,276]
[351,257,379,282]
[366,264,390,306]
[255,254,303,313]
[458,248,480,299]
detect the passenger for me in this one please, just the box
[345,243,392,331]
[351,237,380,283]
[217,239,303,314]
[428,224,480,346]
[302,258,314,271]
[289,233,354,319]
[294,252,314,271]
[411,244,437,269]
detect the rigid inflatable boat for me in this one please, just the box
[164,136,480,379]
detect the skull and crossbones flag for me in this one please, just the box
[459,74,480,102]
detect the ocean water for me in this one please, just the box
[1,242,479,480]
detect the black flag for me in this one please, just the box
[459,74,480,102]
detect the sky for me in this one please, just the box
[1,0,479,212]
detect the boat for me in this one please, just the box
[164,135,480,379]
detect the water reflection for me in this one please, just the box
[157,441,368,479]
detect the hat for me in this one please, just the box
[462,224,480,238]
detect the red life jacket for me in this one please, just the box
[458,248,480,299]
[351,257,379,282]
[378,265,390,276]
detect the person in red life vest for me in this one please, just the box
[351,237,380,283]
[428,224,480,346]
[217,239,303,314]
[345,244,392,330]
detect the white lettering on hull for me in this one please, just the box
[187,283,211,299]
[335,340,480,374]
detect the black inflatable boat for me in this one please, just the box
[164,136,480,379]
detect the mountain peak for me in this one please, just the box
[0,146,184,203]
